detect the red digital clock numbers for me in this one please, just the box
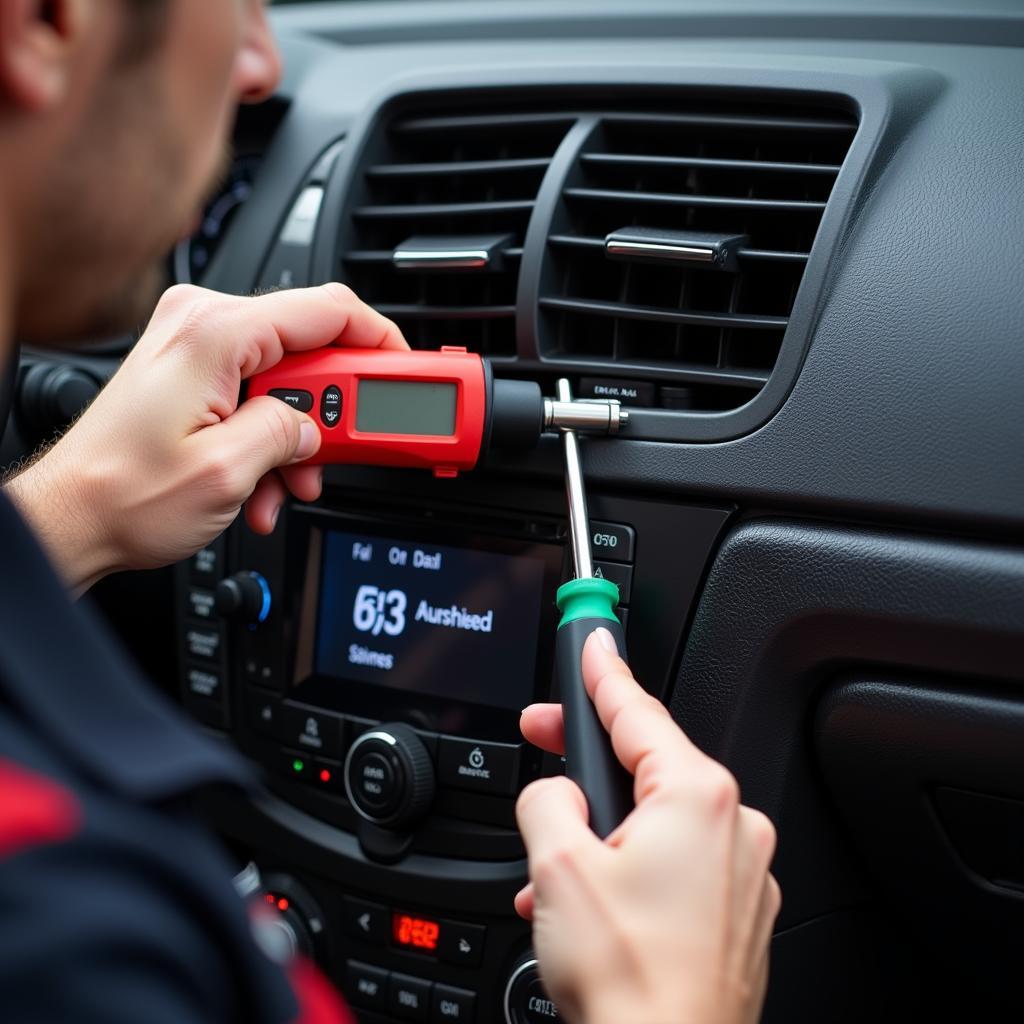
[392,912,441,953]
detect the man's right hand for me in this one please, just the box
[6,283,407,594]
[517,629,781,1024]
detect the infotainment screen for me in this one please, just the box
[312,528,553,711]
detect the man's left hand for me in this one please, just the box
[5,283,406,594]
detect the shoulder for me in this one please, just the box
[0,728,297,1024]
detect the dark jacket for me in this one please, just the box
[0,491,340,1023]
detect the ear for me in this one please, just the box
[0,0,77,111]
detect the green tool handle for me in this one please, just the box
[556,578,635,838]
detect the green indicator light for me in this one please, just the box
[292,758,305,774]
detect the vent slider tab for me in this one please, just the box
[392,233,514,272]
[604,227,749,272]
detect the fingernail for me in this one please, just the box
[271,506,280,529]
[594,626,618,655]
[295,421,319,460]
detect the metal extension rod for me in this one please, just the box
[556,378,594,581]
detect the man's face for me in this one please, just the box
[16,0,281,346]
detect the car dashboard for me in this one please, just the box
[4,1,1024,1021]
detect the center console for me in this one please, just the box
[175,471,731,1022]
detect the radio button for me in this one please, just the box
[268,388,314,413]
[185,625,223,663]
[592,561,633,606]
[352,751,401,813]
[438,737,521,797]
[186,586,217,620]
[438,920,485,969]
[247,693,281,739]
[433,984,476,1022]
[278,750,313,784]
[589,521,635,564]
[185,665,222,702]
[282,703,344,758]
[505,957,563,1024]
[342,896,389,945]
[189,541,223,585]
[346,961,389,1012]
[345,725,435,829]
[311,757,343,792]
[389,972,431,1022]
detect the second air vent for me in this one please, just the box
[539,102,857,410]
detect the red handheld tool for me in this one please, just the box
[247,346,626,477]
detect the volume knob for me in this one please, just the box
[344,723,435,830]
[214,571,271,625]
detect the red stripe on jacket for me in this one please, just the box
[0,758,81,860]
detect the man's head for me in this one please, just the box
[0,0,281,346]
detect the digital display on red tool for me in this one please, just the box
[392,912,441,953]
[313,529,549,710]
[355,379,458,437]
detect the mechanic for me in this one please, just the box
[0,3,779,1023]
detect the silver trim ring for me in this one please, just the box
[503,957,547,1024]
[343,729,400,823]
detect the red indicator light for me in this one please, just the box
[277,898,290,913]
[392,912,440,953]
[319,768,332,783]
[264,893,275,905]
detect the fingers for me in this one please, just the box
[150,282,408,386]
[194,396,320,510]
[513,883,535,921]
[520,703,565,755]
[245,464,323,536]
[280,464,324,503]
[245,472,289,534]
[249,282,408,361]
[579,631,710,803]
[516,775,598,868]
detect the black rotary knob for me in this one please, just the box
[214,571,271,624]
[344,723,435,830]
[259,871,327,964]
[20,362,100,433]
[504,954,563,1024]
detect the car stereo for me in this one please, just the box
[177,498,586,856]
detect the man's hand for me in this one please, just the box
[517,629,781,1024]
[5,283,406,593]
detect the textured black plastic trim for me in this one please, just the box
[817,677,1024,1010]
[669,518,1024,931]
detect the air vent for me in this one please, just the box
[539,103,857,410]
[340,108,574,357]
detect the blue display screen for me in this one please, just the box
[315,529,548,711]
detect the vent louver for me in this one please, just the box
[341,109,574,357]
[539,104,857,410]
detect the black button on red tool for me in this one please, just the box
[268,388,314,413]
[320,384,342,427]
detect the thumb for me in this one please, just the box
[200,396,321,495]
